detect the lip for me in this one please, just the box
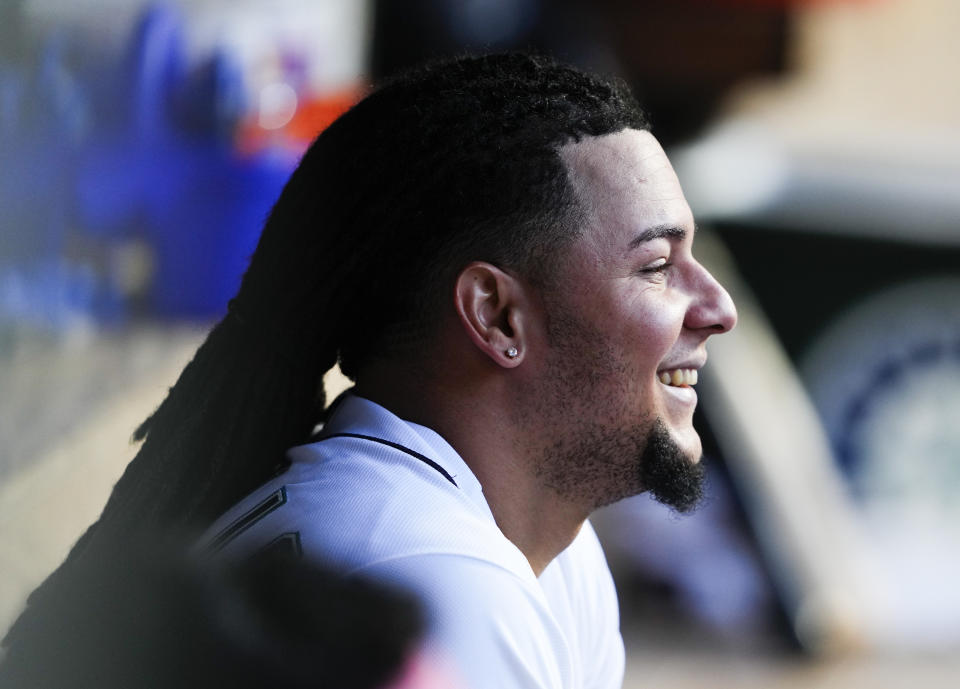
[657,356,706,373]
[659,378,698,405]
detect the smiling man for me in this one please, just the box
[5,54,735,689]
[519,129,735,521]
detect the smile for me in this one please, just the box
[658,368,698,387]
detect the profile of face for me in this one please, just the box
[521,128,737,513]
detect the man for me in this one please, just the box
[4,54,735,688]
[202,55,736,687]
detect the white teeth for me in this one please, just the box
[659,368,698,387]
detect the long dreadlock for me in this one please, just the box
[1,53,647,658]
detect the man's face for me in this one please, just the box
[520,128,736,512]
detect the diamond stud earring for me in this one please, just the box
[506,346,519,359]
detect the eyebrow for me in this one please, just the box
[626,224,689,251]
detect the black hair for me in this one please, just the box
[2,52,646,655]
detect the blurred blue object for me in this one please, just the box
[146,146,291,317]
[0,3,296,332]
[74,4,293,318]
[0,29,93,333]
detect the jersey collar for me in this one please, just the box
[320,392,496,523]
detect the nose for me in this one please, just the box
[685,262,737,334]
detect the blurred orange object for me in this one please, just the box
[236,84,366,156]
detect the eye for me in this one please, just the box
[639,258,672,278]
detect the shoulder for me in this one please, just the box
[359,552,570,689]
[541,522,625,689]
[361,524,624,689]
[201,431,625,688]
[201,434,525,574]
[548,521,619,612]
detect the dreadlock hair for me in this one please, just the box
[2,52,647,654]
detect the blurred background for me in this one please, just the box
[1,0,958,686]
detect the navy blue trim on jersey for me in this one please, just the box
[319,432,458,487]
[207,487,288,553]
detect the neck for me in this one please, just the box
[355,363,588,577]
[465,442,588,576]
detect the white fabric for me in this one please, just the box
[203,394,625,689]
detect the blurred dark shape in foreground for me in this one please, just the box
[0,545,425,689]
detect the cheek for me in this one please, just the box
[591,302,685,405]
[621,299,686,364]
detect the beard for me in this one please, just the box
[520,301,706,514]
[638,418,705,513]
[526,410,706,514]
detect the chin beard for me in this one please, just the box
[639,419,706,513]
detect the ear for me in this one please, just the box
[454,262,529,368]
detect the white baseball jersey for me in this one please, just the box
[202,394,625,689]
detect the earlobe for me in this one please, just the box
[454,262,525,368]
